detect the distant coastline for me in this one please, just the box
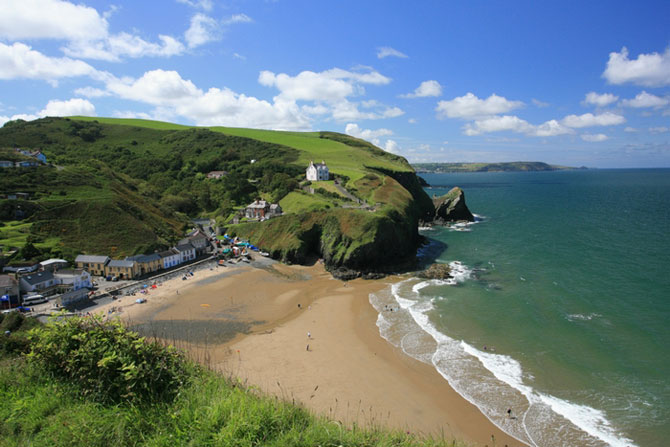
[412,161,587,173]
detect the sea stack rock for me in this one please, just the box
[432,187,475,223]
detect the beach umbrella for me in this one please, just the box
[0,295,9,302]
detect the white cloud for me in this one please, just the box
[583,92,619,107]
[621,91,669,108]
[0,0,184,62]
[345,123,393,141]
[463,115,573,137]
[176,0,213,11]
[377,47,408,59]
[100,69,311,130]
[401,80,442,98]
[581,133,608,142]
[436,93,524,119]
[603,47,670,87]
[0,97,95,126]
[0,42,98,81]
[384,140,400,154]
[185,13,220,48]
[649,126,669,134]
[223,14,253,25]
[41,98,95,116]
[561,112,625,128]
[73,86,110,98]
[63,33,185,61]
[0,0,108,41]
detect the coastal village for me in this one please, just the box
[1,159,330,312]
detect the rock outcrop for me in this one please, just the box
[418,263,452,280]
[432,187,474,223]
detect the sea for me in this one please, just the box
[369,169,670,447]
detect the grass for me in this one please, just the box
[279,191,336,214]
[0,317,466,447]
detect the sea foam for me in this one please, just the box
[370,274,637,447]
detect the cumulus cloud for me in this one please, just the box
[377,47,408,59]
[561,112,625,128]
[621,91,669,108]
[345,123,393,140]
[583,92,619,107]
[436,93,524,119]
[0,97,95,126]
[463,115,573,137]
[603,47,670,87]
[384,140,400,154]
[581,133,608,142]
[0,0,108,41]
[0,0,185,61]
[185,13,220,48]
[0,42,98,81]
[401,80,442,98]
[531,98,549,108]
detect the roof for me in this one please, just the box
[107,260,136,268]
[247,200,268,209]
[0,275,18,288]
[175,243,195,252]
[75,255,110,264]
[54,269,88,277]
[126,253,161,263]
[39,258,68,266]
[21,271,54,286]
[158,250,178,258]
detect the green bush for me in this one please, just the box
[27,315,189,405]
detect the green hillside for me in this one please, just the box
[1,117,432,274]
[413,161,577,173]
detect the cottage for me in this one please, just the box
[39,258,69,272]
[19,271,58,296]
[54,269,92,291]
[207,170,228,179]
[244,200,283,220]
[31,151,47,164]
[0,161,13,168]
[16,160,38,168]
[180,229,209,255]
[105,260,139,280]
[174,243,196,263]
[125,253,162,275]
[158,250,181,269]
[75,255,110,276]
[306,160,329,181]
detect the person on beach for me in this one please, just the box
[306,344,310,351]
[307,331,311,339]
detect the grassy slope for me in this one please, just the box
[72,117,432,273]
[3,116,431,272]
[412,161,574,173]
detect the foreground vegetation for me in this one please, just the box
[0,315,464,447]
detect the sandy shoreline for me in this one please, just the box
[96,259,524,446]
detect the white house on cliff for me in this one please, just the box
[306,161,329,181]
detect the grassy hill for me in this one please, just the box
[413,161,578,173]
[1,117,433,274]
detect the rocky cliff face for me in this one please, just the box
[432,187,475,223]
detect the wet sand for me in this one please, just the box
[97,259,524,446]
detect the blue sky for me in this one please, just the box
[1,0,669,168]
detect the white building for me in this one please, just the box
[54,269,92,291]
[306,160,329,181]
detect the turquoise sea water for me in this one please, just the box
[370,169,670,447]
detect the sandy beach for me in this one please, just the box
[96,259,524,447]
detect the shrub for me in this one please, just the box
[27,315,189,405]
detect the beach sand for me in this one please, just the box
[97,259,524,447]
